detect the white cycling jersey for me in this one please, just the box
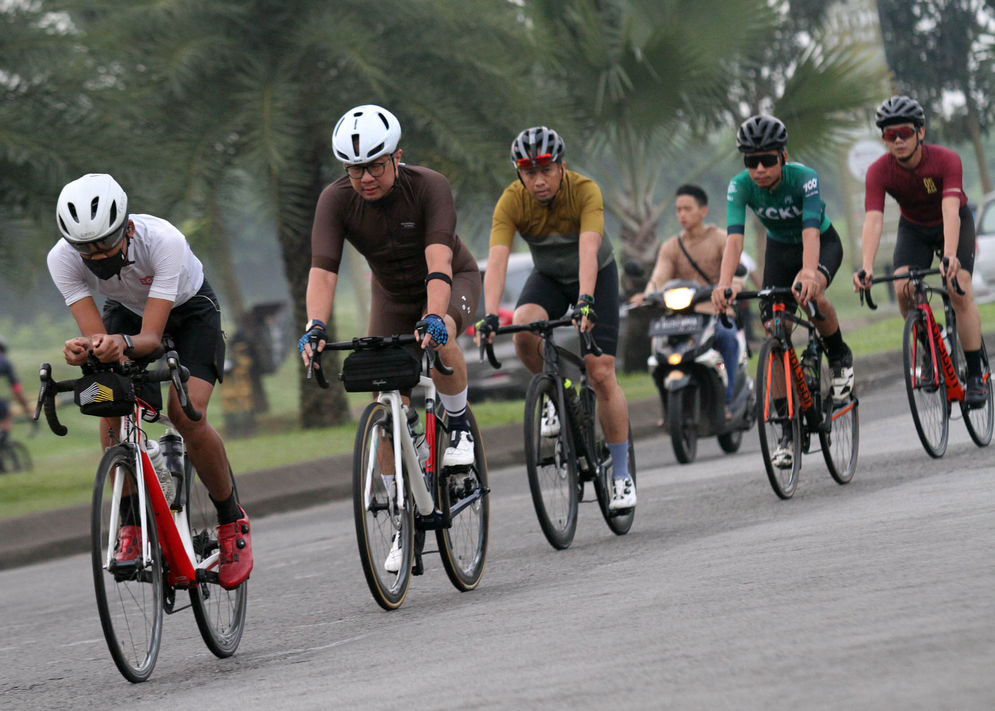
[47,214,205,316]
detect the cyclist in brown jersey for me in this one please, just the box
[853,95,988,407]
[299,106,481,569]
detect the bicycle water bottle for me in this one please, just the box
[158,431,185,508]
[406,406,430,468]
[940,325,952,355]
[145,438,175,505]
[801,345,819,390]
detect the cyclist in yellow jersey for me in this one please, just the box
[476,126,635,510]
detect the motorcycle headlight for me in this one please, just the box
[663,287,694,311]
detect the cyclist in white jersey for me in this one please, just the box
[46,173,252,589]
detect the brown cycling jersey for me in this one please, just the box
[310,164,476,300]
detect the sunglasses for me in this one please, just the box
[516,153,554,170]
[67,222,127,255]
[882,126,917,142]
[744,154,780,169]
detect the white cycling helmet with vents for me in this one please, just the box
[55,173,129,251]
[331,104,402,165]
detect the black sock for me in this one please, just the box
[447,408,467,431]
[823,328,846,360]
[211,491,242,524]
[965,349,983,379]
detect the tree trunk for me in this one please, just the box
[964,96,993,195]
[206,194,246,322]
[278,151,350,429]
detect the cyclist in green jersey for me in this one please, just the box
[712,115,854,469]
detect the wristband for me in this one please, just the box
[120,333,135,357]
[425,272,453,286]
[578,293,595,306]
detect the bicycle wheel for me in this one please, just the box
[0,441,31,472]
[187,459,248,657]
[903,312,949,457]
[353,401,413,610]
[667,386,698,464]
[959,340,994,447]
[436,407,489,591]
[91,444,163,683]
[819,355,859,485]
[756,339,801,499]
[593,426,636,536]
[524,375,579,550]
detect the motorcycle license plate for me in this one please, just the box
[650,314,702,337]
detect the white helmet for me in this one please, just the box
[56,173,129,251]
[331,104,401,165]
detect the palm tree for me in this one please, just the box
[50,0,535,427]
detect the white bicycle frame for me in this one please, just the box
[103,402,219,585]
[364,373,438,518]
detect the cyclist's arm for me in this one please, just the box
[856,210,884,288]
[482,244,510,315]
[424,243,454,319]
[577,230,601,300]
[796,226,822,303]
[940,195,963,276]
[305,267,338,329]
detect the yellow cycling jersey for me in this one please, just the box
[490,169,614,283]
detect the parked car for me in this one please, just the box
[974,192,995,286]
[462,252,629,401]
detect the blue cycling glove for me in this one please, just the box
[415,314,448,346]
[297,319,328,356]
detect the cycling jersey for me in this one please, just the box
[47,214,205,315]
[864,143,967,227]
[310,164,477,300]
[726,163,831,244]
[490,169,614,283]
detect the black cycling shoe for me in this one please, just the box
[965,375,989,409]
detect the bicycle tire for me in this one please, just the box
[187,458,248,658]
[91,444,164,683]
[960,340,994,447]
[524,375,578,550]
[436,407,489,591]
[593,426,636,535]
[667,387,698,464]
[819,353,859,485]
[0,440,32,472]
[353,401,413,610]
[903,312,949,457]
[756,339,801,499]
[717,428,743,454]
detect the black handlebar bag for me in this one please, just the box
[340,347,421,393]
[73,371,137,417]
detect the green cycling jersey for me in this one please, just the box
[726,162,831,244]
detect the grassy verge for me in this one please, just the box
[2,299,991,520]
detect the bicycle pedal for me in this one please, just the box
[415,510,449,530]
[412,553,424,576]
[442,463,471,474]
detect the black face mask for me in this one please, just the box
[82,250,132,280]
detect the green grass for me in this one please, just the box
[2,298,991,520]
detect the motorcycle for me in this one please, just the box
[640,279,755,464]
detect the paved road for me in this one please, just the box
[2,379,993,710]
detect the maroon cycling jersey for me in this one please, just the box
[310,163,476,299]
[864,143,967,227]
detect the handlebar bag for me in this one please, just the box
[340,346,421,393]
[74,371,137,417]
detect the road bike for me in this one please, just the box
[730,286,859,499]
[35,346,247,683]
[0,424,32,474]
[857,266,993,456]
[483,317,636,549]
[310,334,489,610]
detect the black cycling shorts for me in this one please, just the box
[760,225,844,322]
[892,204,975,274]
[516,260,620,357]
[102,280,226,411]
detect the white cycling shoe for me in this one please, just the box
[443,428,475,467]
[540,401,560,438]
[609,477,636,511]
[384,533,402,574]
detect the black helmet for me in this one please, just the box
[736,115,788,153]
[875,95,925,129]
[510,126,565,168]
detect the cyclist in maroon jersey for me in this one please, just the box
[854,95,988,407]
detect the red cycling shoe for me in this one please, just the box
[113,525,141,564]
[217,508,253,589]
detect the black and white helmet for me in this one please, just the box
[56,173,129,250]
[736,115,788,153]
[331,104,402,165]
[510,126,565,167]
[875,95,925,128]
